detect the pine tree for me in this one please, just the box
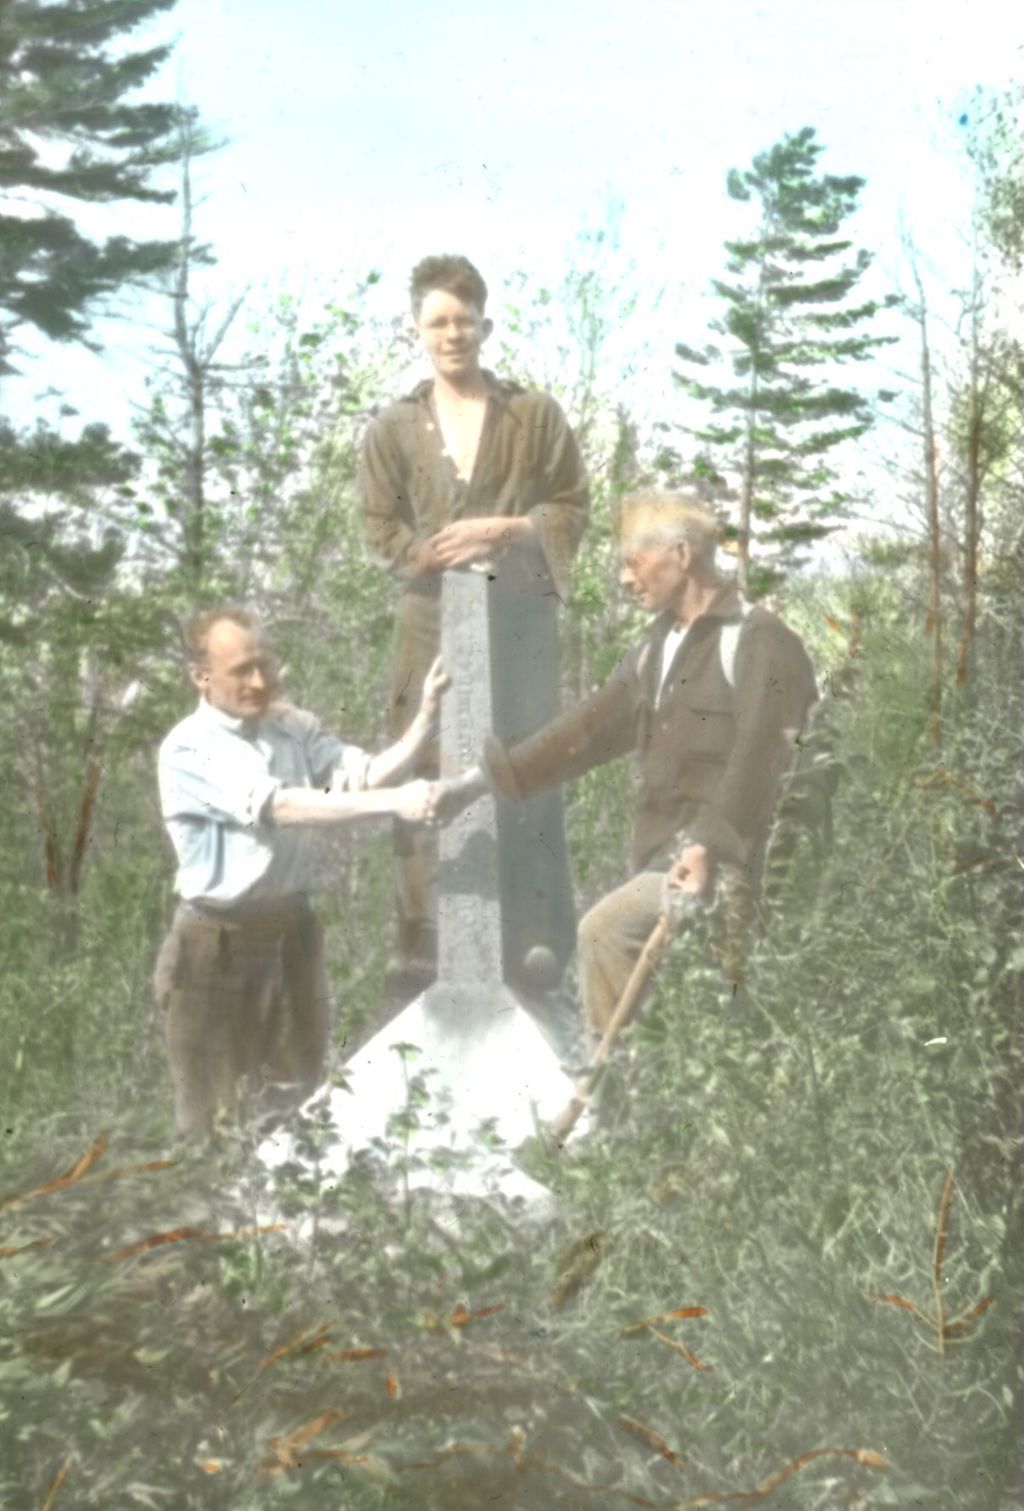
[0,0,195,940]
[675,126,896,596]
[0,0,190,375]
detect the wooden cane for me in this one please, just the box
[550,909,675,1145]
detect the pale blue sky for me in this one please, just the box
[157,0,1015,289]
[13,0,1023,502]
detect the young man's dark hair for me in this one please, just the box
[409,254,488,317]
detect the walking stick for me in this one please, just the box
[550,908,676,1146]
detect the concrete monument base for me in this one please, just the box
[260,980,581,1206]
[261,564,585,1211]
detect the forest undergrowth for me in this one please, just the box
[1,557,1020,1511]
[2,15,1023,1506]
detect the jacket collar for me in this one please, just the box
[644,577,745,700]
[650,575,745,642]
[402,369,526,408]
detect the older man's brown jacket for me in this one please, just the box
[486,580,818,873]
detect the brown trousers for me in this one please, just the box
[153,900,329,1134]
[577,863,756,1035]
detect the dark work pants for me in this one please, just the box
[578,862,758,1033]
[153,899,329,1134]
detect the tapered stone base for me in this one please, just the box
[260,981,581,1204]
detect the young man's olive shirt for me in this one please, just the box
[360,372,588,614]
[358,370,588,981]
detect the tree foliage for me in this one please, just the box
[964,85,1024,275]
[0,0,196,933]
[0,0,194,373]
[675,126,897,595]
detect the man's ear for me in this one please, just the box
[481,316,494,341]
[189,663,208,695]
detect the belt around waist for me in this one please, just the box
[179,894,312,930]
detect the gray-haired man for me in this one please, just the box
[471,493,818,1039]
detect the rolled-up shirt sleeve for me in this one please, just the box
[330,743,373,792]
[159,739,279,829]
[296,714,373,792]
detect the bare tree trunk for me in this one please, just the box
[912,268,944,743]
[68,694,104,898]
[738,408,756,597]
[738,254,769,599]
[163,134,246,602]
[172,153,206,593]
[28,746,62,893]
[27,689,109,951]
[956,389,981,689]
[956,278,987,690]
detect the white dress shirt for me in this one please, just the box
[158,698,372,907]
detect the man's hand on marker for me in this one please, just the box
[427,516,522,568]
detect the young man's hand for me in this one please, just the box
[404,537,447,578]
[426,515,532,568]
[391,778,442,824]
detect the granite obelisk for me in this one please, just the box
[261,564,578,1194]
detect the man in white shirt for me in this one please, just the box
[155,607,444,1135]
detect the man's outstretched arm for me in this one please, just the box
[430,660,638,827]
[270,778,439,828]
[482,659,639,801]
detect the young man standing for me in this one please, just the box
[359,254,589,994]
[155,608,445,1135]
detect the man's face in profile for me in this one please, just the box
[619,535,689,615]
[415,288,490,381]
